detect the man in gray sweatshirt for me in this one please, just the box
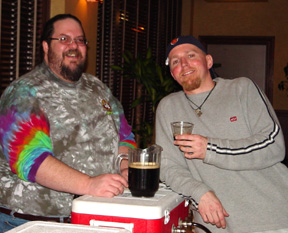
[156,35,288,233]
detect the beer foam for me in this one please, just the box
[129,162,160,169]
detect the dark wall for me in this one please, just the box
[276,110,288,166]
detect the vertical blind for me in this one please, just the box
[96,0,182,128]
[0,0,181,133]
[0,0,49,95]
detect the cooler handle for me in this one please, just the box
[164,209,171,224]
[89,219,134,232]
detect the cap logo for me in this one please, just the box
[170,38,179,45]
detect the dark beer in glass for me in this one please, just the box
[128,162,160,197]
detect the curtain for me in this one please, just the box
[96,0,182,129]
[0,0,49,95]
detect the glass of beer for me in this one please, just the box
[128,144,162,197]
[171,121,194,139]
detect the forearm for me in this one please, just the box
[35,155,91,195]
[160,154,212,205]
[205,122,285,170]
[156,109,211,203]
[35,155,128,197]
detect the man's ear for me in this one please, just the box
[42,41,49,55]
[206,54,213,70]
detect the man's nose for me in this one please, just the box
[68,40,79,49]
[180,57,188,66]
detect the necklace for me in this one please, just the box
[184,82,216,117]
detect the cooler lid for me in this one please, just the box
[6,221,131,233]
[72,184,186,219]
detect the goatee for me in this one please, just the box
[60,49,85,82]
[60,62,85,82]
[182,77,201,92]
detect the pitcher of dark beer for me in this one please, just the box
[115,144,162,197]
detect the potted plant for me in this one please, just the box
[111,48,179,147]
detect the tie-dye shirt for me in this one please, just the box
[0,62,136,216]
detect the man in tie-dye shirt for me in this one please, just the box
[0,14,136,230]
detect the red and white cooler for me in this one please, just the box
[71,184,190,233]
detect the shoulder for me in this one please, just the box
[160,91,183,102]
[215,77,262,101]
[157,91,184,109]
[80,73,120,105]
[81,73,109,91]
[4,64,54,95]
[215,77,257,91]
[1,64,53,109]
[82,73,101,82]
[2,74,38,100]
[0,77,39,114]
[216,77,254,86]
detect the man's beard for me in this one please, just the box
[182,76,201,92]
[60,61,85,82]
[48,49,86,82]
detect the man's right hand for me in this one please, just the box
[86,174,128,197]
[198,191,229,229]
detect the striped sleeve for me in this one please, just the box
[0,107,54,182]
[207,122,280,155]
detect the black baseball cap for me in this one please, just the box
[165,35,216,79]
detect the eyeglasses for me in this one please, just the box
[49,35,88,46]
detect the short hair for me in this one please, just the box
[39,14,85,60]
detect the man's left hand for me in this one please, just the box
[174,134,208,160]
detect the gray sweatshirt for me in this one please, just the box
[156,77,288,233]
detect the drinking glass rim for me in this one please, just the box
[170,121,194,126]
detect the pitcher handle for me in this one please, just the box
[114,153,129,174]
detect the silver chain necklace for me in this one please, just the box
[184,82,216,117]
